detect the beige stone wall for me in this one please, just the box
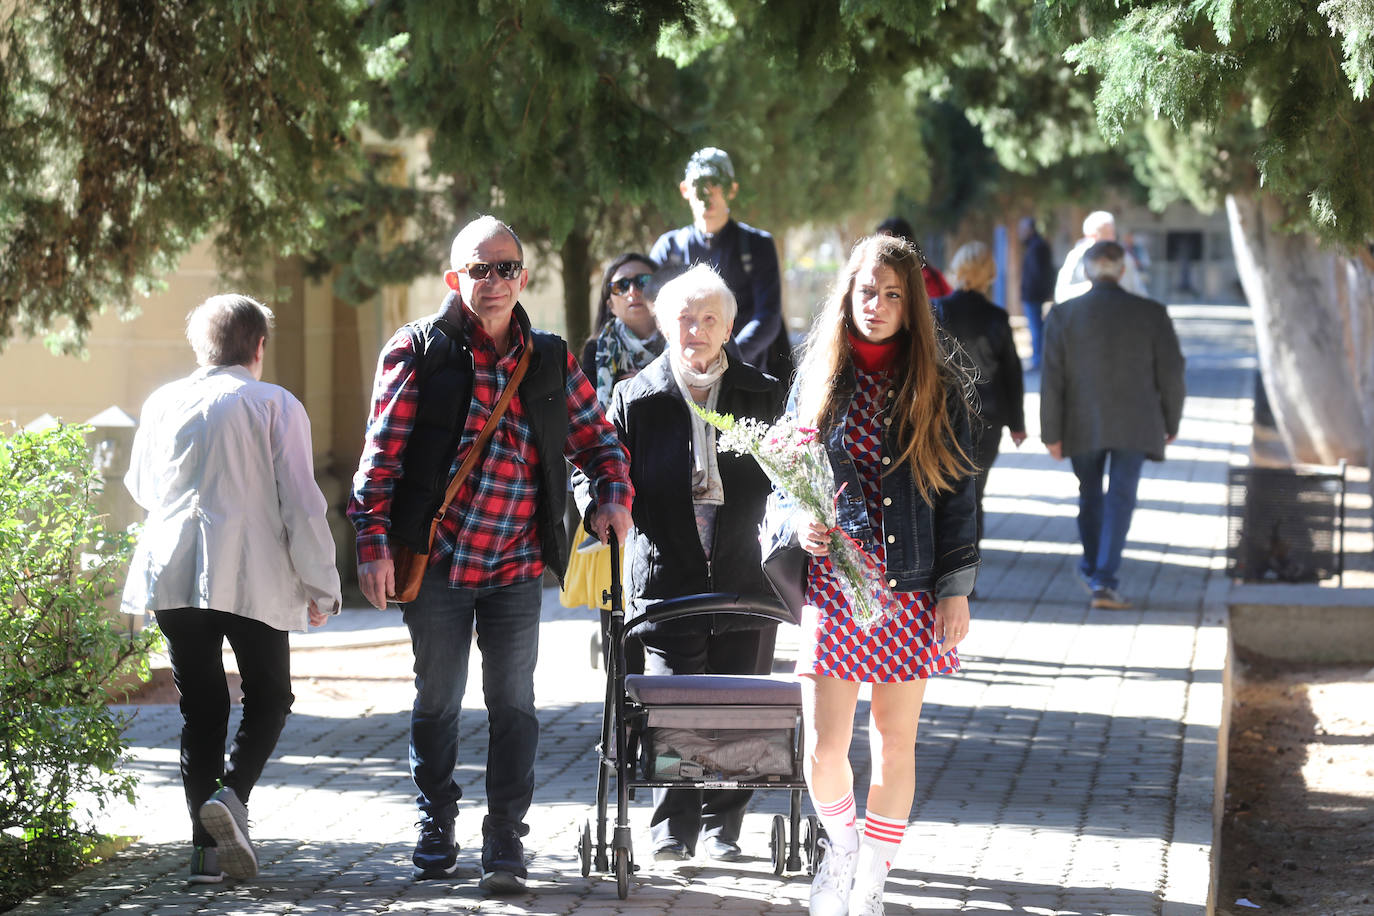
[1,240,221,429]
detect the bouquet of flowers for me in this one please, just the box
[695,406,901,630]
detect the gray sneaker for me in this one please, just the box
[188,845,225,884]
[1091,587,1133,610]
[199,786,258,879]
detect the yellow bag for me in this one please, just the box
[559,521,614,610]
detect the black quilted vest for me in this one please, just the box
[388,302,572,583]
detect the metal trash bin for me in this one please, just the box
[1226,462,1347,584]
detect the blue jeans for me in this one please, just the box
[1070,449,1146,591]
[403,569,542,837]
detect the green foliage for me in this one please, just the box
[341,0,695,341]
[0,424,161,909]
[0,0,372,353]
[339,1,946,343]
[864,0,1144,239]
[660,4,932,234]
[1053,0,1374,245]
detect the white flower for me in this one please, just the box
[694,405,900,629]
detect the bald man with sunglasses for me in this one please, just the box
[348,215,632,892]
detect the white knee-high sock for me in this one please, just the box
[812,791,859,853]
[855,810,906,888]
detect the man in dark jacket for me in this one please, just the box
[1041,241,1186,610]
[1018,217,1055,370]
[650,147,792,382]
[348,216,633,891]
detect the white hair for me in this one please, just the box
[654,264,738,333]
[1082,210,1116,239]
[1083,243,1127,282]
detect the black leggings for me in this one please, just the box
[155,608,294,847]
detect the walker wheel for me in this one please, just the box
[578,820,592,877]
[769,814,787,875]
[803,815,822,876]
[614,846,631,899]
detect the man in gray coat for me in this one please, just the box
[1041,241,1186,609]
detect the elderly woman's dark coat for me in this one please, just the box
[603,353,785,631]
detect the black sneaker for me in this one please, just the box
[479,828,527,894]
[703,837,742,862]
[1091,587,1133,610]
[412,815,459,879]
[652,838,691,862]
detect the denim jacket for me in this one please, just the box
[764,368,980,600]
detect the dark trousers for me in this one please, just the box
[155,608,294,847]
[640,623,775,851]
[972,422,1004,547]
[1024,299,1046,369]
[402,569,542,837]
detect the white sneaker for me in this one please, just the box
[810,838,857,916]
[849,845,889,916]
[849,877,885,916]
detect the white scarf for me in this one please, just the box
[669,350,728,506]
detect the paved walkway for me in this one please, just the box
[16,304,1256,915]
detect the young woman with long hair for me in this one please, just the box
[782,233,979,916]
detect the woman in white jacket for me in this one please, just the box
[122,294,342,884]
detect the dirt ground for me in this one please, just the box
[1216,658,1374,915]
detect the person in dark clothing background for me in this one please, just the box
[1041,241,1185,612]
[934,241,1026,549]
[875,216,953,301]
[651,147,792,383]
[1018,217,1055,371]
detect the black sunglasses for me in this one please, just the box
[608,273,653,295]
[462,260,524,281]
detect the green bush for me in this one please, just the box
[0,424,161,908]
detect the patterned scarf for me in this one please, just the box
[593,318,665,407]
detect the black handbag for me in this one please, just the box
[759,492,807,625]
[761,540,807,626]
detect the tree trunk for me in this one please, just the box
[560,228,593,354]
[1225,191,1370,466]
[1334,246,1374,474]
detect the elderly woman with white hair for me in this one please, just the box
[122,294,341,884]
[591,263,785,864]
[934,241,1026,550]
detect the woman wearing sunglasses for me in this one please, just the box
[564,252,667,666]
[580,252,665,407]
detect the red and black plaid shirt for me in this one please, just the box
[348,303,631,589]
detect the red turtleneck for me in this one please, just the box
[848,333,900,373]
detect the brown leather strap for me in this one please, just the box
[424,341,534,539]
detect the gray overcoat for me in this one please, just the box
[1040,281,1186,461]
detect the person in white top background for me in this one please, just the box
[1054,210,1147,303]
[122,293,341,885]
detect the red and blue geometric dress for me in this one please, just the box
[795,368,961,683]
